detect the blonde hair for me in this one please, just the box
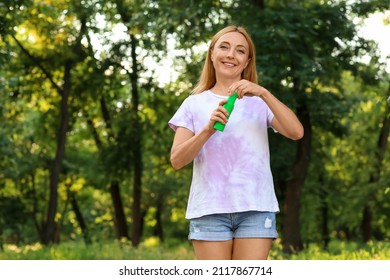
[191,26,258,94]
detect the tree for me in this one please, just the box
[2,0,99,244]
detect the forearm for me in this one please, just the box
[261,91,304,140]
[170,127,214,170]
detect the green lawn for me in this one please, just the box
[0,238,389,260]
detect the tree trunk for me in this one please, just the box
[109,181,130,240]
[130,33,143,247]
[361,101,389,242]
[86,104,131,241]
[252,0,265,10]
[154,197,165,242]
[282,87,311,253]
[30,172,43,241]
[114,0,144,248]
[361,205,373,242]
[70,193,91,245]
[11,17,87,245]
[10,33,68,245]
[319,185,330,248]
[0,226,3,251]
[43,59,72,245]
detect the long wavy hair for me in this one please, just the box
[191,26,257,94]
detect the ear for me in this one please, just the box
[210,48,214,62]
[245,58,251,68]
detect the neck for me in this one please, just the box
[210,78,239,96]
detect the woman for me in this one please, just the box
[168,26,304,260]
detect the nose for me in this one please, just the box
[227,48,234,58]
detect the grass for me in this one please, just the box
[269,239,390,260]
[0,238,389,260]
[0,237,195,260]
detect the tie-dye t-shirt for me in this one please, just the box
[168,90,279,219]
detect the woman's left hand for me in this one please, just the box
[228,79,270,99]
[228,79,304,141]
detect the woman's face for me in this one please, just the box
[211,31,250,81]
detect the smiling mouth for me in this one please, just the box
[222,62,236,67]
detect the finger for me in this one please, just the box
[228,81,241,95]
[215,108,229,121]
[216,100,229,116]
[213,109,229,123]
[235,85,245,99]
[218,99,228,106]
[212,114,228,125]
[220,104,231,117]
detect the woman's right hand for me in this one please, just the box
[208,99,229,131]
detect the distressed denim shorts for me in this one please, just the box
[188,211,278,241]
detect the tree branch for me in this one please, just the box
[10,33,63,94]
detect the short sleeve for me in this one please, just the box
[266,106,274,128]
[168,97,195,133]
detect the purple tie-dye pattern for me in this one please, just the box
[168,90,279,219]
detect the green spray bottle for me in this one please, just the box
[213,92,238,132]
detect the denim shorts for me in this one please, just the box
[188,211,278,241]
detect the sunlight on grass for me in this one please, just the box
[5,244,21,254]
[142,237,160,247]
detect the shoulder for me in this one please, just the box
[182,90,213,105]
[188,90,211,100]
[241,96,269,109]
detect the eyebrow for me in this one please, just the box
[218,41,248,49]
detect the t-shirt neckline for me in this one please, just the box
[207,90,229,99]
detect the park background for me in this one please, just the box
[0,0,389,259]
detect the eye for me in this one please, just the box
[220,45,228,49]
[237,49,245,54]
